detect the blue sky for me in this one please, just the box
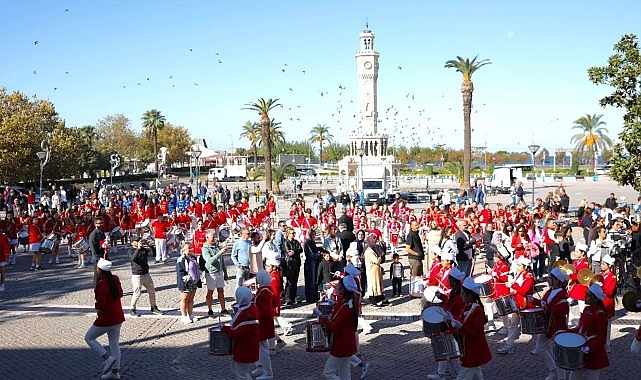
[2,1,639,157]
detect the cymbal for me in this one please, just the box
[623,291,641,312]
[577,268,595,286]
[561,263,577,275]
[553,260,568,268]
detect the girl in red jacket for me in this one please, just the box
[599,254,617,352]
[447,277,492,379]
[320,275,359,380]
[490,249,511,334]
[568,284,609,379]
[252,270,277,380]
[223,286,260,379]
[84,259,125,380]
[498,256,535,354]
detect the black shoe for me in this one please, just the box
[220,309,230,315]
[207,310,214,319]
[129,309,140,317]
[151,306,163,315]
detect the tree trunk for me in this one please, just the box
[262,120,273,191]
[461,79,474,190]
[320,140,323,165]
[253,146,258,170]
[153,130,158,174]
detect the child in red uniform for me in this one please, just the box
[532,267,570,379]
[266,258,291,352]
[447,277,492,380]
[320,275,358,380]
[498,256,535,354]
[251,270,276,380]
[567,243,589,325]
[222,287,260,380]
[568,284,609,380]
[599,254,617,352]
[489,249,511,333]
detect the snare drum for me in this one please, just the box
[410,276,426,298]
[110,226,125,240]
[495,295,518,316]
[422,286,444,307]
[39,234,59,255]
[72,237,90,254]
[305,321,330,352]
[474,274,494,298]
[430,333,460,361]
[316,301,334,317]
[243,278,258,294]
[553,332,586,370]
[18,227,29,245]
[422,306,449,337]
[208,326,232,356]
[135,219,151,234]
[520,307,547,334]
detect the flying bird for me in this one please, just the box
[218,60,223,64]
[397,66,402,70]
[33,70,37,74]
[64,9,69,12]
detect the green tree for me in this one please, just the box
[240,121,260,169]
[308,124,333,164]
[270,163,296,194]
[588,34,641,191]
[323,142,349,164]
[445,55,491,190]
[95,114,138,158]
[156,122,192,168]
[570,114,613,174]
[243,98,281,191]
[141,109,166,173]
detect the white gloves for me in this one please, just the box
[526,295,534,302]
[450,320,462,329]
[582,346,590,354]
[434,289,442,297]
[541,301,547,308]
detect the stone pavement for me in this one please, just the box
[1,178,641,379]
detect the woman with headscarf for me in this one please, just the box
[364,233,388,306]
[223,286,260,380]
[320,275,359,380]
[84,258,124,380]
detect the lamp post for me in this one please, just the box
[36,140,51,205]
[159,147,168,177]
[528,144,540,208]
[356,146,365,191]
[109,154,120,186]
[192,148,202,188]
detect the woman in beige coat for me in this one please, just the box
[364,233,388,306]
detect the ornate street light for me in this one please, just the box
[192,148,202,186]
[109,153,120,185]
[36,140,51,205]
[528,144,540,208]
[356,146,365,191]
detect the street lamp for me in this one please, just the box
[159,147,168,177]
[109,154,120,185]
[356,146,365,191]
[36,140,51,205]
[528,144,540,208]
[192,148,202,187]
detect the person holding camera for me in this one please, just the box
[201,229,229,318]
[128,238,162,317]
[587,227,610,274]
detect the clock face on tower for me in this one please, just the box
[363,61,372,70]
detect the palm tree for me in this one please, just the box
[570,114,613,174]
[243,98,281,191]
[270,163,296,194]
[443,160,481,184]
[445,55,491,190]
[308,124,333,164]
[240,121,260,169]
[141,109,166,173]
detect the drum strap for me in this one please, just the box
[231,319,259,330]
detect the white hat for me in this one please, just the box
[440,249,454,261]
[343,275,359,292]
[602,255,615,266]
[575,243,588,252]
[256,270,272,287]
[97,258,112,272]
[462,277,482,294]
[517,256,531,267]
[449,267,465,281]
[588,284,606,301]
[345,263,360,277]
[265,258,279,267]
[550,267,569,283]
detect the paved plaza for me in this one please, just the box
[1,178,641,379]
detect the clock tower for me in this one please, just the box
[355,28,379,136]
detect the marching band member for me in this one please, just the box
[344,263,371,378]
[567,244,589,326]
[445,277,492,380]
[567,284,609,380]
[427,267,466,380]
[532,267,570,379]
[28,216,44,271]
[320,275,359,380]
[490,248,511,334]
[222,286,260,380]
[497,256,534,354]
[599,254,617,353]
[251,270,276,380]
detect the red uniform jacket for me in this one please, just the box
[255,287,276,341]
[320,299,357,358]
[571,304,609,370]
[568,257,589,301]
[491,260,511,299]
[457,303,492,368]
[441,292,465,333]
[600,270,616,318]
[93,275,125,327]
[511,270,535,310]
[0,234,10,262]
[28,223,42,244]
[223,304,260,363]
[151,220,170,239]
[269,271,282,316]
[191,228,207,255]
[534,287,569,338]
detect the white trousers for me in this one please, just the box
[568,368,600,380]
[256,340,273,377]
[231,361,252,380]
[154,238,167,261]
[323,355,351,380]
[436,357,460,376]
[543,336,566,379]
[84,323,122,370]
[130,274,157,309]
[455,366,485,380]
[505,312,520,347]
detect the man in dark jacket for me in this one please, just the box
[128,238,162,317]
